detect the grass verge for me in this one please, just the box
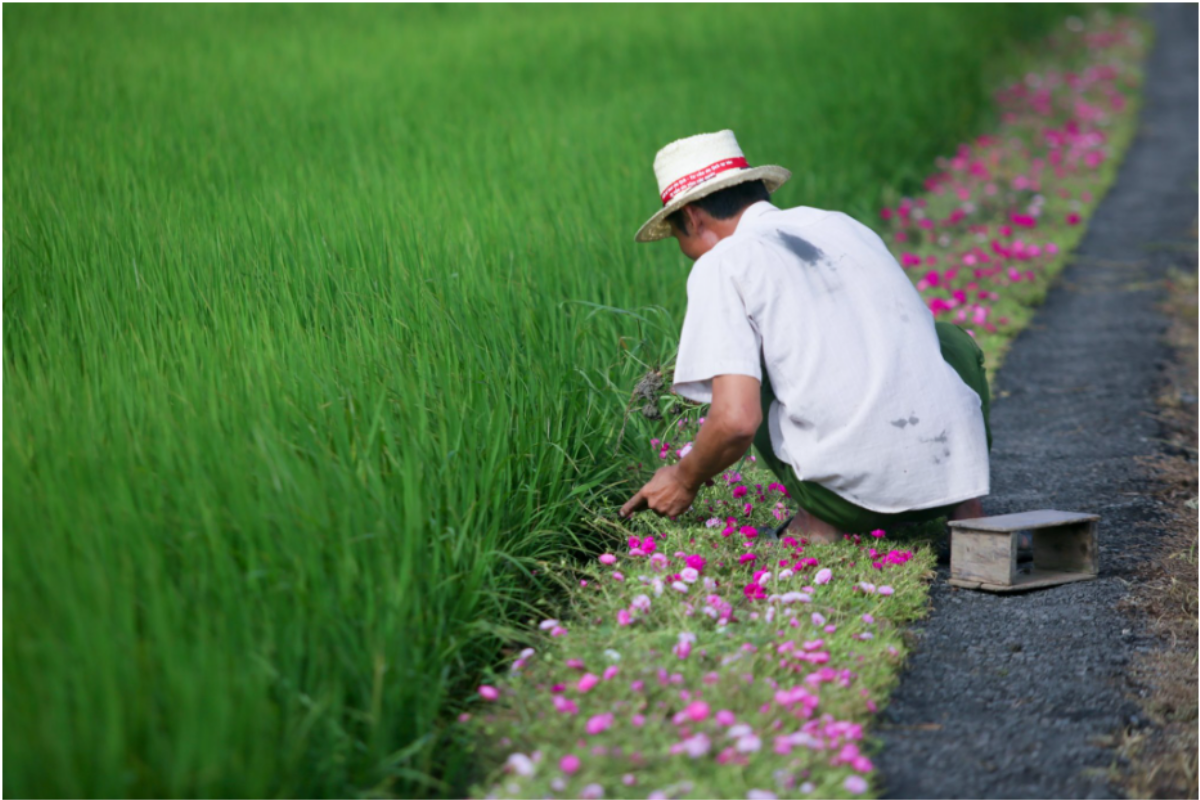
[468,10,1151,799]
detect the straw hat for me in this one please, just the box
[635,130,791,242]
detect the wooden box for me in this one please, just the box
[947,509,1100,593]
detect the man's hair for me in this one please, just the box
[666,179,771,236]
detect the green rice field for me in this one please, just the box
[4,5,1075,797]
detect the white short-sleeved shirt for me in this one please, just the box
[672,201,989,514]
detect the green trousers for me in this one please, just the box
[753,321,993,533]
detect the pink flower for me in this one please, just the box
[617,609,632,626]
[577,673,599,693]
[870,529,886,538]
[603,665,619,681]
[1067,212,1081,225]
[566,658,586,670]
[671,580,689,594]
[631,594,651,612]
[685,554,707,571]
[740,526,758,539]
[673,640,692,660]
[739,553,757,564]
[879,585,894,596]
[650,552,669,571]
[642,536,657,554]
[613,571,625,582]
[716,709,736,726]
[478,685,499,701]
[631,713,646,727]
[814,568,832,585]
[685,701,710,721]
[560,753,580,774]
[580,783,604,799]
[732,485,749,499]
[550,625,568,638]
[585,713,614,735]
[598,553,616,565]
[552,695,578,715]
[680,567,700,583]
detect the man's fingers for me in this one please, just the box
[620,490,648,518]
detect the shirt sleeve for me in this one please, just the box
[671,253,763,404]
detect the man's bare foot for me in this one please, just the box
[949,497,984,521]
[784,508,849,544]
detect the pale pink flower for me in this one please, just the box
[598,553,616,565]
[844,775,868,794]
[538,619,559,631]
[577,673,599,693]
[680,567,700,584]
[650,553,669,571]
[673,640,692,660]
[552,695,578,715]
[681,733,711,758]
[814,568,832,585]
[631,594,651,612]
[559,753,580,774]
[879,585,894,596]
[603,665,619,681]
[478,685,499,701]
[736,734,762,753]
[613,571,625,582]
[580,783,605,799]
[616,609,632,626]
[716,709,736,726]
[550,625,568,637]
[747,791,777,800]
[671,581,689,593]
[505,752,535,777]
[631,713,646,727]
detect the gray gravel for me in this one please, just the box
[875,5,1199,799]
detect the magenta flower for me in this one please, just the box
[585,713,613,735]
[685,554,707,571]
[732,485,749,499]
[616,609,632,626]
[559,753,580,774]
[739,553,757,564]
[685,700,710,721]
[553,695,579,715]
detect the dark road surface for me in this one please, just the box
[876,5,1199,799]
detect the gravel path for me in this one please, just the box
[875,6,1198,799]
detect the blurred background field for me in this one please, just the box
[4,4,1077,797]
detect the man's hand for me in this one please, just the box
[619,464,697,520]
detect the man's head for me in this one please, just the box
[665,179,770,260]
[634,129,790,245]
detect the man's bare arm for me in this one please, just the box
[620,374,762,518]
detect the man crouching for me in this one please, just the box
[619,130,991,543]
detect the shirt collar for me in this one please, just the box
[734,200,778,231]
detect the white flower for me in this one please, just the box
[603,649,621,662]
[727,723,753,739]
[518,647,535,659]
[671,581,689,594]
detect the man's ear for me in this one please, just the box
[683,204,705,234]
